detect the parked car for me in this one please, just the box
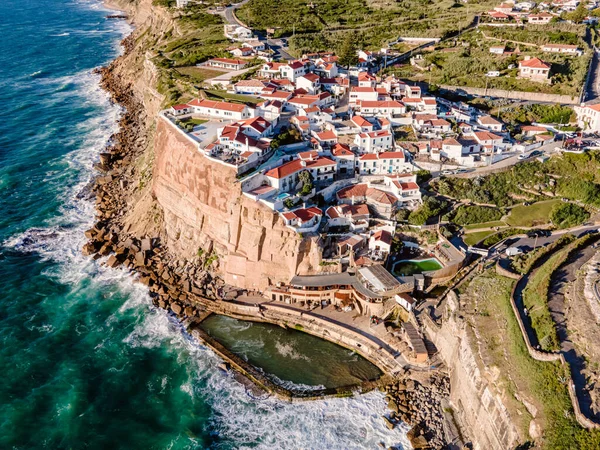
[441,170,454,175]
[518,153,529,160]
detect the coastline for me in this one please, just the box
[88,0,452,447]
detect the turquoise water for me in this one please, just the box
[0,0,410,448]
[392,258,443,276]
[200,315,382,390]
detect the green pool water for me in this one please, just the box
[392,258,443,276]
[199,315,382,389]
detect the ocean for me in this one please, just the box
[0,0,410,448]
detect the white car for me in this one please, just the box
[441,170,454,175]
[518,153,529,160]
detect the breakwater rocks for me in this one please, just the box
[383,374,452,450]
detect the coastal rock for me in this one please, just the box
[382,416,395,430]
[171,303,182,315]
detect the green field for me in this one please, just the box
[204,89,263,105]
[176,66,225,83]
[463,230,497,247]
[463,220,507,230]
[505,200,564,228]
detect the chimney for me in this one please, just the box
[301,160,307,167]
[524,55,531,61]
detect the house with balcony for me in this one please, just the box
[297,73,321,94]
[207,58,248,71]
[331,143,357,175]
[357,151,411,175]
[354,130,394,153]
[477,115,504,132]
[383,174,422,208]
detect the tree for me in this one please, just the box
[565,2,588,23]
[338,34,359,68]
[298,170,314,196]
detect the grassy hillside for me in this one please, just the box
[237,0,497,52]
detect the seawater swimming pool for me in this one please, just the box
[392,258,444,276]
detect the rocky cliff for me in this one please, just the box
[423,293,522,450]
[102,0,321,290]
[152,118,321,289]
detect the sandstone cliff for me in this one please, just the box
[103,0,321,290]
[152,118,321,289]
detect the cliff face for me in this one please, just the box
[152,118,321,289]
[423,294,522,450]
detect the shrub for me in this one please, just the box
[408,196,448,225]
[550,202,590,229]
[451,205,503,226]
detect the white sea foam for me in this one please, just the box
[275,339,310,361]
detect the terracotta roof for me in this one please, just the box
[352,87,377,93]
[285,206,322,223]
[316,130,337,141]
[400,182,419,190]
[519,57,551,69]
[172,104,189,110]
[351,115,373,128]
[358,72,376,81]
[442,138,461,146]
[301,73,321,82]
[326,204,369,219]
[188,98,248,113]
[358,100,404,109]
[358,130,392,139]
[332,143,355,157]
[474,130,503,142]
[372,230,392,245]
[478,115,502,125]
[236,79,267,87]
[265,156,336,179]
[337,184,397,205]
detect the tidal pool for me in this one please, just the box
[200,314,382,389]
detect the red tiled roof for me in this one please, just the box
[316,130,337,141]
[372,230,392,245]
[301,73,321,82]
[265,156,336,179]
[337,184,397,205]
[332,143,354,157]
[188,98,248,113]
[519,57,551,69]
[209,58,247,65]
[358,100,404,109]
[351,115,373,128]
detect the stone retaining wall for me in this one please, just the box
[439,85,580,105]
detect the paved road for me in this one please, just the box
[222,0,250,26]
[266,39,294,61]
[429,140,560,180]
[547,241,600,421]
[492,225,599,254]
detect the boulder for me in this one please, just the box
[382,416,395,430]
[141,238,153,252]
[171,303,182,315]
[106,255,120,268]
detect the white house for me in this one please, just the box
[325,203,370,230]
[472,130,504,151]
[280,61,308,82]
[357,100,406,117]
[282,207,323,232]
[234,79,268,95]
[296,73,321,94]
[527,12,553,23]
[169,104,191,115]
[207,58,247,71]
[369,230,393,254]
[354,130,393,153]
[349,87,379,105]
[331,143,356,175]
[541,44,583,56]
[575,103,600,131]
[519,57,551,81]
[384,174,422,208]
[358,71,377,88]
[188,99,255,120]
[264,155,337,192]
[224,24,253,41]
[477,115,504,132]
[358,151,411,175]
